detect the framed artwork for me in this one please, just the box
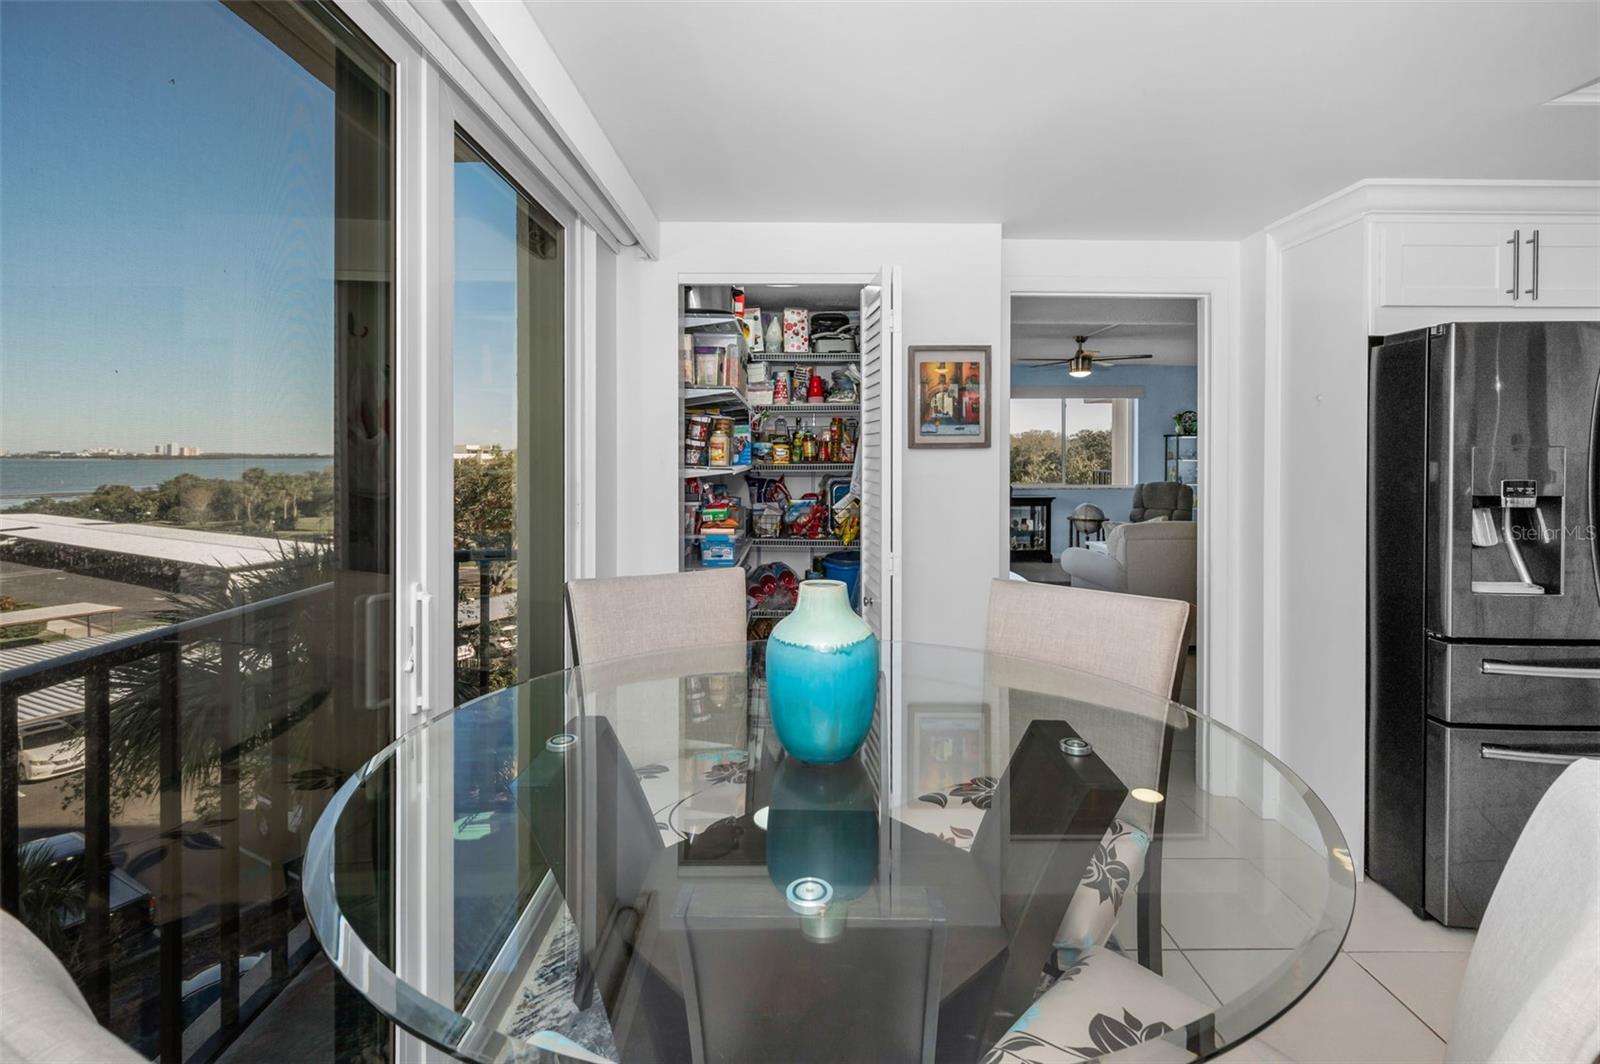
[908,345,991,448]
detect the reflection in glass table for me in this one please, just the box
[305,642,1352,1063]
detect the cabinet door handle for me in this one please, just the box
[1481,659,1600,679]
[1506,229,1520,300]
[1524,229,1540,301]
[1482,744,1600,766]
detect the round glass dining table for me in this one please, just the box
[305,641,1353,1063]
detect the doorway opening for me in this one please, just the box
[1007,294,1202,707]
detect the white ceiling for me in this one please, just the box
[1012,295,1198,365]
[525,1,1600,239]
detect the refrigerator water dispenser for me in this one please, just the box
[1469,447,1564,596]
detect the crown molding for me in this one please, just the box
[1264,179,1600,250]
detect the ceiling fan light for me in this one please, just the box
[1068,353,1094,378]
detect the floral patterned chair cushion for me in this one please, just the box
[1053,819,1150,963]
[982,946,1208,1064]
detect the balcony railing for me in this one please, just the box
[1,583,331,1064]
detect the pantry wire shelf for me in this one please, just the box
[681,464,750,479]
[751,538,860,550]
[749,352,860,363]
[750,402,860,414]
[748,605,796,620]
[751,462,855,474]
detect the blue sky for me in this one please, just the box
[1,1,519,454]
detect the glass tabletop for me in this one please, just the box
[304,642,1353,1063]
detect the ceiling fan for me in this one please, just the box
[1024,335,1155,378]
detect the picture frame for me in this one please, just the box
[907,702,991,798]
[908,345,991,448]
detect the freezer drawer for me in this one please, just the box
[1425,720,1600,927]
[1428,640,1600,727]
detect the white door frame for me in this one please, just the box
[999,276,1238,733]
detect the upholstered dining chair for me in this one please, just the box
[985,579,1191,702]
[564,568,746,666]
[982,580,1192,977]
[0,911,144,1063]
[984,757,1600,1064]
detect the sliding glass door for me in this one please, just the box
[1,2,394,1061]
[448,128,566,1010]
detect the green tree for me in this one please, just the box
[238,467,269,525]
[453,451,516,549]
[83,483,156,522]
[1065,428,1113,485]
[1009,429,1064,484]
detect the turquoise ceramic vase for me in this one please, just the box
[766,579,879,764]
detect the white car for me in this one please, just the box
[20,719,85,781]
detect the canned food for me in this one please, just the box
[684,439,708,466]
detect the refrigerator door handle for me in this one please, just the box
[1505,229,1520,300]
[1481,743,1600,766]
[1525,230,1540,301]
[1480,659,1600,680]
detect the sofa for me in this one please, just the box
[1058,518,1197,605]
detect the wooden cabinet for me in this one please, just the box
[1377,220,1599,309]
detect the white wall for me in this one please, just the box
[611,222,1005,650]
[1271,220,1372,869]
[1001,240,1245,733]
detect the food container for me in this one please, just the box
[680,334,695,385]
[772,441,792,465]
[745,307,764,353]
[686,414,713,442]
[684,438,708,466]
[713,416,736,438]
[801,434,819,461]
[695,349,721,387]
[683,501,701,534]
[772,369,792,404]
[708,431,731,467]
[699,534,738,568]
[782,308,809,353]
[683,285,734,313]
[752,440,773,462]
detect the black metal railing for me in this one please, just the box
[1,582,330,1064]
[454,546,514,698]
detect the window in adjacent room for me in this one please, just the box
[1009,397,1135,486]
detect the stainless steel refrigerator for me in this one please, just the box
[1368,321,1600,927]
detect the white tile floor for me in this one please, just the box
[1165,881,1475,1062]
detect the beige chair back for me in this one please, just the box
[986,579,1191,702]
[565,569,747,666]
[0,912,143,1063]
[1109,520,1198,605]
[1446,757,1600,1063]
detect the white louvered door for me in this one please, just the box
[858,265,900,796]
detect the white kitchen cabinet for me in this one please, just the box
[1377,219,1600,309]
[1527,223,1600,307]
